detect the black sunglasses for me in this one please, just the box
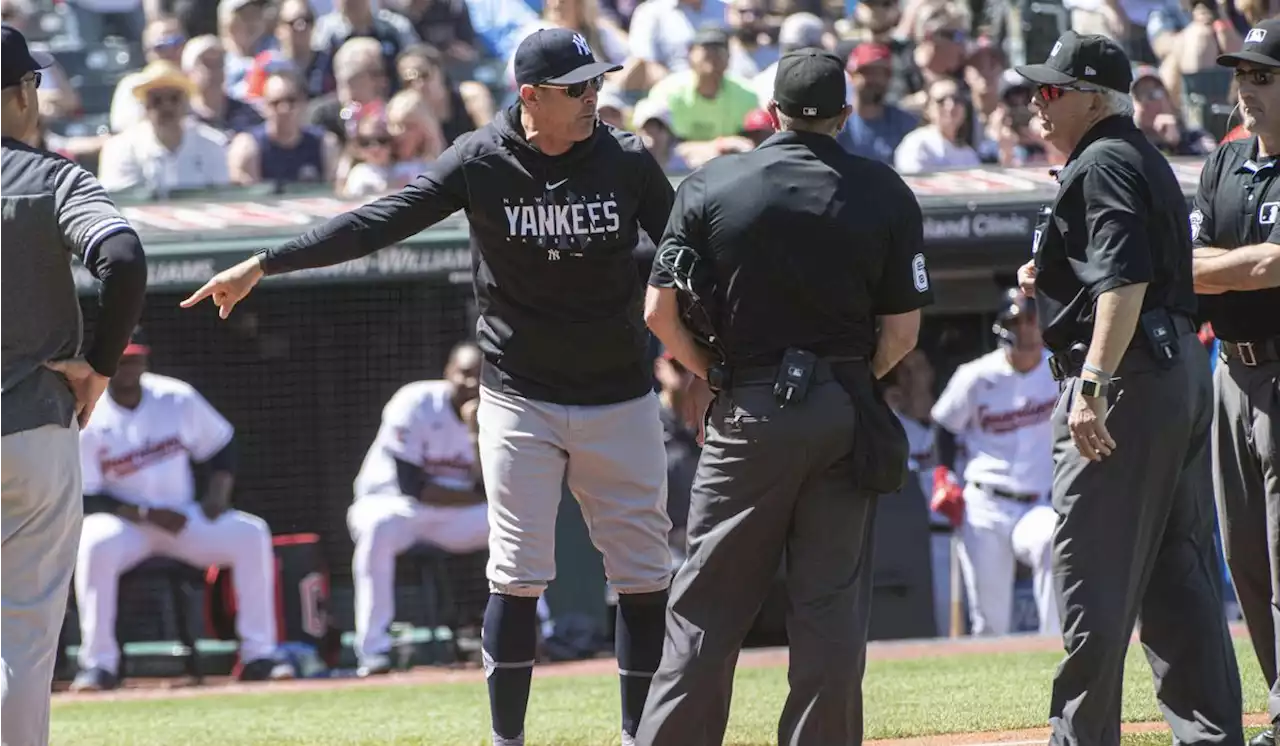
[358,135,393,146]
[1234,68,1276,87]
[540,75,604,99]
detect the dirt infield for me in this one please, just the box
[54,623,1259,744]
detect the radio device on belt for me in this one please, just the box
[774,348,817,406]
[1137,308,1180,367]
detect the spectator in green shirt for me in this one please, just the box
[642,26,759,160]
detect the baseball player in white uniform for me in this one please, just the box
[930,289,1061,636]
[347,342,491,676]
[70,333,293,691]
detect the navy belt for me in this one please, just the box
[977,483,1040,504]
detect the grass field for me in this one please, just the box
[49,636,1269,746]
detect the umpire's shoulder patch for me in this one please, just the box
[912,253,929,292]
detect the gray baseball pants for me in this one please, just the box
[476,385,673,598]
[2,423,83,746]
[636,369,878,746]
[1048,336,1243,746]
[1213,356,1280,727]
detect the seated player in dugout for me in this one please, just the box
[70,329,295,692]
[346,341,490,677]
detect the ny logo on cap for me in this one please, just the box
[1246,28,1268,43]
[572,32,592,57]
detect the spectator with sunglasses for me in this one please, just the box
[1130,64,1216,155]
[181,31,676,745]
[894,77,980,173]
[98,60,231,194]
[229,69,338,187]
[1014,31,1243,744]
[110,16,187,133]
[272,0,328,98]
[1189,20,1280,746]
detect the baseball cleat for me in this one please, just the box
[356,654,393,678]
[1250,727,1275,746]
[491,735,524,746]
[68,668,118,692]
[238,657,296,682]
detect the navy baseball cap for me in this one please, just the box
[1218,18,1280,69]
[1015,30,1132,93]
[513,28,622,87]
[2,24,53,89]
[773,48,848,118]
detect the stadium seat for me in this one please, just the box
[115,557,205,685]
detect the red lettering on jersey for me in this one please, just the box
[100,437,187,478]
[976,398,1057,434]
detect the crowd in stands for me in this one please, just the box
[4,0,1271,198]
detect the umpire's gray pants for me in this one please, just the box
[1213,356,1280,726]
[636,371,878,746]
[1048,337,1243,746]
[2,423,83,746]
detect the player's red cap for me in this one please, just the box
[122,327,150,357]
[847,42,892,74]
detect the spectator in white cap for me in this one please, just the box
[183,34,265,136]
[631,95,688,171]
[97,60,231,195]
[752,12,826,108]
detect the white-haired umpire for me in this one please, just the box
[1,23,148,746]
[1015,30,1242,746]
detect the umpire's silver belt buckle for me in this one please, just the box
[1238,342,1258,367]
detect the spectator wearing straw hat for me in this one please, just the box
[97,60,231,195]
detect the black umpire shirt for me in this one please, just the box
[1191,135,1280,342]
[263,105,675,406]
[1032,115,1198,353]
[649,130,935,367]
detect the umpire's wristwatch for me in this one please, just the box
[1078,378,1109,399]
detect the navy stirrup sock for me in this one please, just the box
[483,593,540,742]
[616,589,669,738]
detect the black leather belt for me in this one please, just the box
[716,355,866,390]
[1220,336,1280,367]
[977,483,1040,504]
[1047,313,1196,382]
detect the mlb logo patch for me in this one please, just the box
[1260,202,1280,225]
[1050,41,1062,57]
[1246,28,1268,44]
[802,106,817,116]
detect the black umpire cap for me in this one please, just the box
[1014,30,1132,93]
[513,28,622,87]
[1217,18,1280,69]
[773,48,848,118]
[1,23,53,89]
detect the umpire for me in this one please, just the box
[1,23,148,746]
[637,48,934,746]
[1015,31,1243,746]
[1191,17,1280,746]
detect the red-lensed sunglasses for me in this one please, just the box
[1035,83,1102,102]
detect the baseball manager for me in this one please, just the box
[1190,17,1280,746]
[1,22,148,746]
[1016,30,1243,746]
[183,28,676,746]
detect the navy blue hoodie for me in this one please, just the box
[263,105,675,405]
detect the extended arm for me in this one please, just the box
[1193,242,1280,293]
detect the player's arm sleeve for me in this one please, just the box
[934,426,960,471]
[873,177,934,314]
[54,163,148,377]
[396,458,427,496]
[1078,163,1154,299]
[930,366,974,436]
[647,169,707,289]
[181,388,236,464]
[260,142,471,274]
[636,148,676,248]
